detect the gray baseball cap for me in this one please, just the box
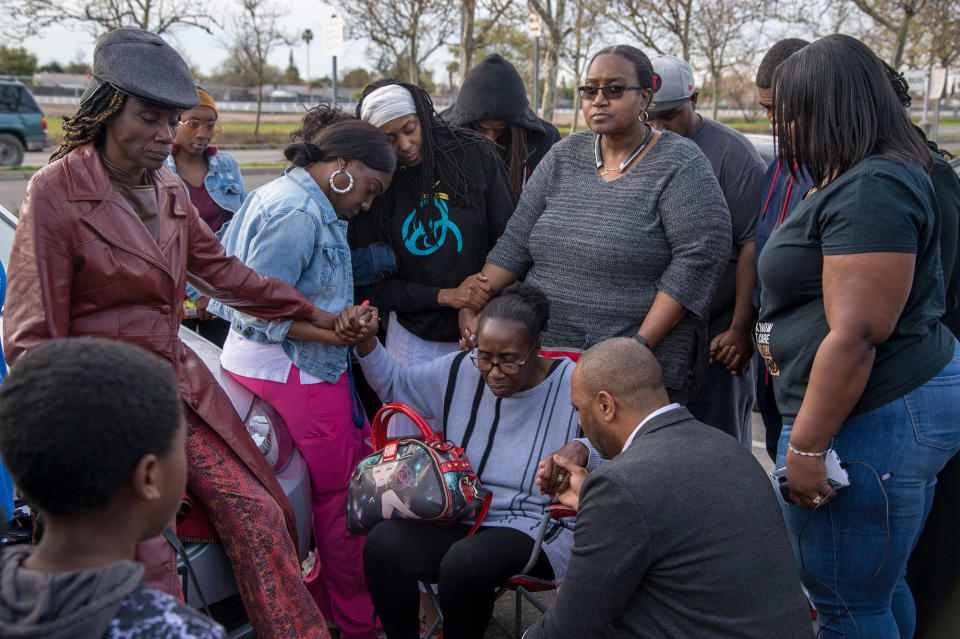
[80,28,199,110]
[648,55,696,114]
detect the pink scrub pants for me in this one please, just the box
[229,365,378,639]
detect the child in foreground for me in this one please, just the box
[0,338,225,638]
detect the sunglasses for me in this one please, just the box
[179,119,223,137]
[578,84,646,100]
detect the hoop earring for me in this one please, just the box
[329,169,355,194]
[640,110,649,123]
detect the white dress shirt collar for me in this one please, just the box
[621,403,681,453]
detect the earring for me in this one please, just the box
[640,110,649,123]
[329,168,355,194]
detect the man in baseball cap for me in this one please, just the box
[649,54,766,450]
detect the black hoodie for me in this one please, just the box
[444,54,561,180]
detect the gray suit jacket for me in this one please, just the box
[525,407,812,639]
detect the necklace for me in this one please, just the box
[595,125,654,176]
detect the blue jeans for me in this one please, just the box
[777,341,960,638]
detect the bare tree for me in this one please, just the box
[845,0,929,68]
[530,0,573,122]
[228,0,289,135]
[690,0,765,120]
[344,0,453,86]
[903,0,959,70]
[562,0,607,132]
[604,0,694,60]
[0,0,219,38]
[458,0,517,86]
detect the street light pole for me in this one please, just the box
[333,56,339,107]
[533,36,540,114]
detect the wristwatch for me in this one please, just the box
[633,334,649,348]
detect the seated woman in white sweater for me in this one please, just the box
[356,282,580,639]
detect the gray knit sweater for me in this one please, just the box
[487,130,732,389]
[358,342,579,582]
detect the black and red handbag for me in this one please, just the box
[346,403,492,535]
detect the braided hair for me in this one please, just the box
[882,61,954,160]
[356,79,504,243]
[498,124,529,200]
[50,84,127,162]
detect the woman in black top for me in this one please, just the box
[353,80,515,365]
[757,35,960,638]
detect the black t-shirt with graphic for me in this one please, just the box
[757,156,954,422]
[354,134,515,343]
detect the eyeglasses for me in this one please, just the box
[470,343,539,375]
[179,119,223,137]
[578,85,645,100]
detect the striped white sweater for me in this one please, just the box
[358,341,579,582]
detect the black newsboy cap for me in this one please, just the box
[80,28,199,110]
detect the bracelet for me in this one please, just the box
[788,444,831,457]
[633,334,649,348]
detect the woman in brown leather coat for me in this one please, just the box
[1,29,359,638]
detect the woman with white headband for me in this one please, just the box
[352,79,516,366]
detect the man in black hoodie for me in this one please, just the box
[0,338,224,639]
[444,54,561,199]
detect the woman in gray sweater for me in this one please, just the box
[461,45,731,401]
[357,283,580,639]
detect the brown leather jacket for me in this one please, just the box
[3,142,314,541]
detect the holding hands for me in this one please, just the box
[709,326,755,376]
[336,304,380,344]
[439,273,492,311]
[536,441,590,511]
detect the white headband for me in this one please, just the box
[360,84,418,128]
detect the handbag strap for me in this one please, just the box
[371,403,438,450]
[346,354,366,429]
[466,491,493,537]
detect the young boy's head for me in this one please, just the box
[0,338,186,540]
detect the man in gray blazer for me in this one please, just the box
[527,337,812,639]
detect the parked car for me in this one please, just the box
[743,132,775,165]
[0,203,312,638]
[0,81,49,167]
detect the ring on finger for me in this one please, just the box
[812,495,823,505]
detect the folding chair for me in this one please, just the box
[419,505,575,639]
[492,505,576,638]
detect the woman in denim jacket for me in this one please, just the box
[166,88,247,345]
[208,106,393,639]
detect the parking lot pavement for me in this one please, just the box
[1,154,283,213]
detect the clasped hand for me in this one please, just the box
[535,441,590,511]
[334,305,380,344]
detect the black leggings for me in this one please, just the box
[363,520,554,639]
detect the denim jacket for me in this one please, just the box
[351,242,396,286]
[208,166,352,382]
[164,149,247,216]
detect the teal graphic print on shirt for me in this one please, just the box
[402,191,463,256]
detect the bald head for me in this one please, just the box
[577,338,666,410]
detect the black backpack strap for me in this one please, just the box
[442,351,470,435]
[163,527,214,619]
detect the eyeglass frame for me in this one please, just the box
[469,341,539,375]
[179,119,223,136]
[577,84,646,101]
